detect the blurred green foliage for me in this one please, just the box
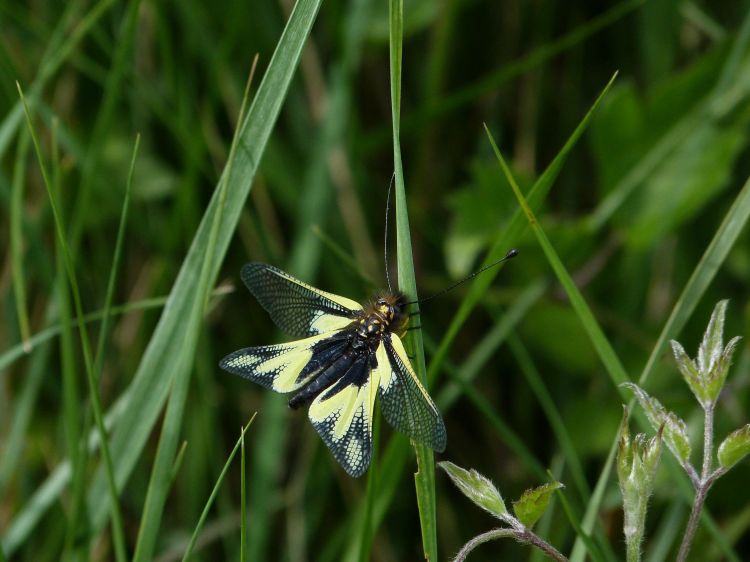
[2,0,750,560]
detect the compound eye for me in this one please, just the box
[377,298,387,305]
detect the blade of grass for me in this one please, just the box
[241,422,247,562]
[19,83,128,562]
[0,0,117,158]
[487,121,747,562]
[507,334,590,503]
[0,290,231,374]
[49,118,88,561]
[571,174,750,562]
[10,127,31,350]
[485,124,631,391]
[181,416,256,562]
[133,57,255,562]
[364,0,640,150]
[426,73,617,388]
[247,1,373,552]
[555,484,608,562]
[82,0,323,537]
[389,1,438,559]
[91,138,139,376]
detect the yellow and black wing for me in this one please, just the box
[307,354,378,477]
[241,263,363,337]
[219,333,350,393]
[376,334,447,452]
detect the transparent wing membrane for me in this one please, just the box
[241,263,362,337]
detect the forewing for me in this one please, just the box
[308,354,379,477]
[377,334,447,452]
[241,263,362,337]
[219,333,349,393]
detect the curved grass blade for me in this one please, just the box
[181,416,256,562]
[0,0,117,158]
[1,0,324,551]
[19,83,128,562]
[10,128,31,349]
[426,73,617,388]
[487,122,748,562]
[133,57,256,562]
[484,124,632,392]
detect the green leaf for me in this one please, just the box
[698,300,728,375]
[439,462,507,519]
[670,339,709,405]
[623,383,691,465]
[718,425,750,470]
[512,482,564,529]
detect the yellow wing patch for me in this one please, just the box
[220,333,337,393]
[307,356,378,477]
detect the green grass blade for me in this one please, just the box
[436,280,547,409]
[555,484,608,562]
[0,0,117,158]
[241,422,247,562]
[485,124,631,392]
[0,291,229,374]
[507,334,590,502]
[90,135,139,376]
[9,127,31,350]
[133,50,253,562]
[19,83,128,562]
[426,73,617,388]
[571,174,750,561]
[83,0,322,536]
[181,417,255,562]
[389,1,438,559]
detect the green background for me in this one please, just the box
[2,0,750,560]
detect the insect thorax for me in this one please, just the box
[353,292,408,347]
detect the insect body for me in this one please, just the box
[220,263,446,477]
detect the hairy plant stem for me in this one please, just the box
[452,527,568,562]
[676,403,715,562]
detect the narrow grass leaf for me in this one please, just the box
[181,417,256,562]
[389,0,438,558]
[241,424,247,562]
[92,134,139,376]
[83,0,323,536]
[133,51,254,562]
[484,125,632,392]
[19,83,128,562]
[508,334,590,502]
[10,128,31,349]
[427,73,617,387]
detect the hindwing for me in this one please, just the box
[376,334,447,452]
[307,353,379,477]
[241,263,362,337]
